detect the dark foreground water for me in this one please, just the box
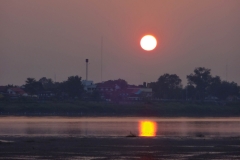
[0,117,240,159]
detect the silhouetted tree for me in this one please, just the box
[215,81,239,100]
[61,76,84,98]
[24,78,44,95]
[91,90,101,101]
[186,67,240,100]
[39,77,56,92]
[185,84,197,100]
[101,79,128,89]
[154,74,182,99]
[26,78,36,85]
[207,76,221,98]
[187,67,215,100]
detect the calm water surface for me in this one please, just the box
[0,117,240,137]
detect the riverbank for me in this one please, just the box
[0,136,240,159]
[0,101,240,117]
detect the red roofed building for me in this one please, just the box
[95,82,153,102]
[7,87,28,96]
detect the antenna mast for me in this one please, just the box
[86,59,88,81]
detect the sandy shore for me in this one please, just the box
[0,136,240,159]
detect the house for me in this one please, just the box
[7,87,28,96]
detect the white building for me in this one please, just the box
[82,80,96,93]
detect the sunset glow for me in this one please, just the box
[139,121,157,137]
[140,35,157,51]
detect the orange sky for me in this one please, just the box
[1,0,240,85]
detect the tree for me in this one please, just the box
[187,67,240,100]
[39,77,55,91]
[100,79,128,89]
[61,76,84,98]
[91,90,101,101]
[185,84,197,100]
[187,67,214,100]
[26,78,36,85]
[24,78,44,95]
[154,74,182,99]
[207,76,221,98]
[215,81,239,100]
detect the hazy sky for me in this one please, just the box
[1,0,240,86]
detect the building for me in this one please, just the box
[126,87,152,101]
[7,87,28,96]
[82,80,96,93]
[95,82,153,101]
[96,83,120,92]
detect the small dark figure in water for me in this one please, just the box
[126,132,137,137]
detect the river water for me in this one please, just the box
[0,117,240,137]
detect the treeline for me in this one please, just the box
[2,67,240,101]
[150,67,240,101]
[24,76,84,98]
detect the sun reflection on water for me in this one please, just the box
[139,121,157,137]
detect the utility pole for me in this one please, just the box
[101,37,103,83]
[86,59,88,81]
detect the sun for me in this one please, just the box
[140,35,157,51]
